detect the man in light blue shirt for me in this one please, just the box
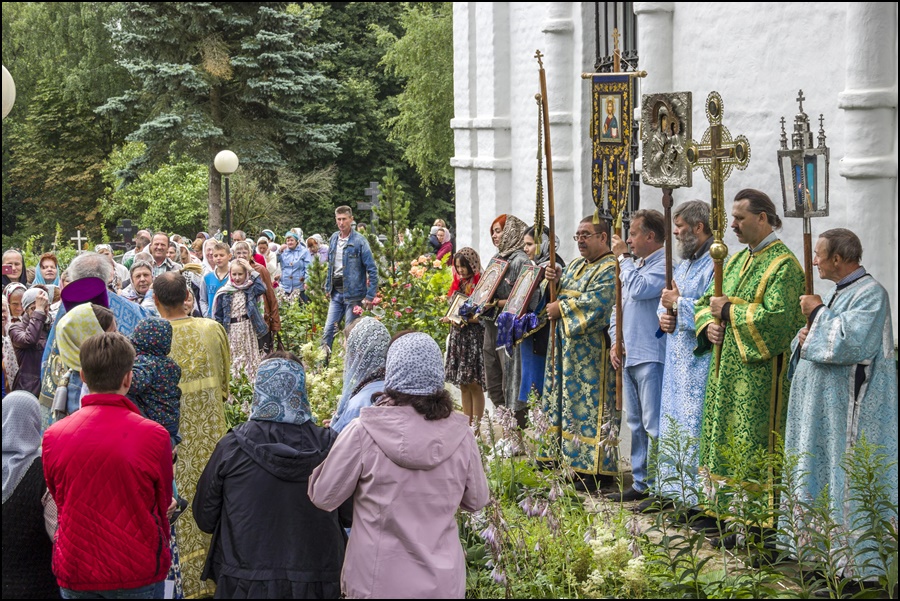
[608,209,668,502]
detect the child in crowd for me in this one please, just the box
[442,248,486,427]
[212,259,268,379]
[199,242,231,317]
[128,316,182,445]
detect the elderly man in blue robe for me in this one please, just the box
[646,200,715,512]
[785,228,897,574]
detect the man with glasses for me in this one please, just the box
[607,209,668,503]
[539,216,621,493]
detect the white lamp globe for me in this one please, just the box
[214,150,239,175]
[2,65,16,120]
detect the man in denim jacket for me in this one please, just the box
[322,206,379,352]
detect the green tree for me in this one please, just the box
[1,2,133,243]
[376,3,455,187]
[98,2,348,233]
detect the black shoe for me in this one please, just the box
[605,488,650,503]
[573,475,602,493]
[688,515,722,534]
[710,533,740,550]
[636,495,674,513]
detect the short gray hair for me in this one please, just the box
[819,228,863,264]
[673,200,712,235]
[129,260,154,276]
[67,252,114,284]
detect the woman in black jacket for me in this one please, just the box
[193,351,351,599]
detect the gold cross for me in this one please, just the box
[686,92,751,249]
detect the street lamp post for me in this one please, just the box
[214,150,239,245]
[2,65,16,119]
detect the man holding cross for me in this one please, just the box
[693,190,805,513]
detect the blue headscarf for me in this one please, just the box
[249,358,312,425]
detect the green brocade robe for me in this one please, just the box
[694,239,805,480]
[540,253,620,475]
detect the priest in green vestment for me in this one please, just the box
[540,216,621,492]
[694,189,806,485]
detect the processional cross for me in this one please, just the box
[686,92,750,373]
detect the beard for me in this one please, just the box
[676,229,699,260]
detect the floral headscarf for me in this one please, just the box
[249,357,312,425]
[497,214,528,258]
[2,391,42,503]
[336,317,390,415]
[56,303,105,371]
[449,247,483,297]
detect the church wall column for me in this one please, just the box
[451,2,512,256]
[634,2,675,213]
[838,2,898,343]
[540,3,577,256]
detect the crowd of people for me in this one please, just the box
[2,190,897,598]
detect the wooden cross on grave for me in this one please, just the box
[357,181,381,222]
[116,219,137,247]
[70,230,88,252]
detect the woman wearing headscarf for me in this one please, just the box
[4,283,27,325]
[309,333,489,599]
[8,288,52,396]
[52,303,116,422]
[481,214,530,417]
[256,237,280,282]
[32,252,61,287]
[94,244,130,294]
[2,249,32,288]
[278,231,312,298]
[2,391,61,599]
[2,296,20,397]
[435,227,454,262]
[200,238,218,274]
[193,352,350,599]
[329,317,390,434]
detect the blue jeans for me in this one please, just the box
[322,290,362,351]
[622,361,664,493]
[61,581,165,599]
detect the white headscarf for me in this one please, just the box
[2,391,42,503]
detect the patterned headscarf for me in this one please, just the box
[130,317,173,357]
[337,317,390,414]
[385,332,445,396]
[56,303,105,371]
[454,247,482,276]
[3,391,42,503]
[249,358,312,425]
[497,214,528,258]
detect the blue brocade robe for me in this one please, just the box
[539,253,620,475]
[785,273,898,559]
[655,251,714,504]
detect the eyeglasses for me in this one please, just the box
[572,233,601,241]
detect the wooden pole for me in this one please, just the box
[802,218,814,295]
[536,51,558,365]
[662,187,675,315]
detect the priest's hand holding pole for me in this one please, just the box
[706,323,725,345]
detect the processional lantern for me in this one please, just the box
[777,90,829,295]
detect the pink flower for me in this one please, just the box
[371,296,382,306]
[391,297,397,304]
[393,311,402,318]
[404,283,412,289]
[352,305,363,316]
[404,307,413,314]
[410,259,419,266]
[418,255,428,263]
[432,260,442,269]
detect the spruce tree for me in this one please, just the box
[98,2,347,232]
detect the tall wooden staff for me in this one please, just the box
[777,90,830,307]
[641,93,693,314]
[686,92,751,375]
[535,51,557,309]
[581,30,646,410]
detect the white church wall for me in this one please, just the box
[453,2,897,341]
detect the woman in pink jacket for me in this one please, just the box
[309,332,489,599]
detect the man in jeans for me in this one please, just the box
[322,206,379,353]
